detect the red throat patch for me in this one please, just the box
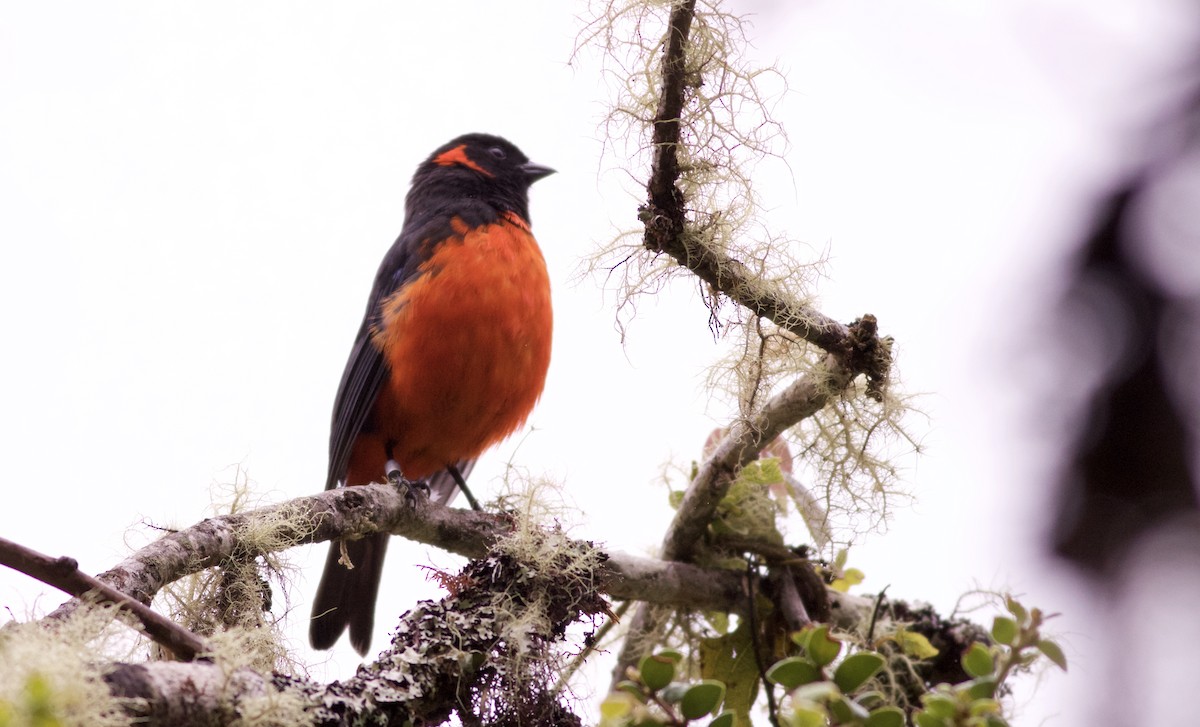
[432,145,493,176]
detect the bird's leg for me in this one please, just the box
[447,464,483,512]
[386,459,430,501]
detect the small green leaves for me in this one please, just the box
[766,656,820,690]
[961,643,995,678]
[830,568,865,593]
[1037,639,1068,671]
[920,692,958,720]
[864,707,905,727]
[964,677,998,700]
[680,681,725,719]
[829,549,865,592]
[1004,594,1027,622]
[990,616,1017,646]
[639,652,679,692]
[914,711,948,727]
[708,713,735,727]
[893,628,939,660]
[833,652,884,693]
[828,694,870,723]
[801,625,843,667]
[789,706,828,727]
[602,594,1064,726]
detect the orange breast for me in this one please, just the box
[369,215,553,480]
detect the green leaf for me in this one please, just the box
[766,657,821,690]
[920,693,957,719]
[699,621,760,726]
[829,695,869,723]
[865,707,906,727]
[639,654,676,692]
[969,698,1001,717]
[831,568,865,593]
[788,706,828,727]
[991,617,1018,646]
[961,643,995,678]
[805,626,843,667]
[895,629,940,660]
[865,707,905,727]
[834,548,849,570]
[600,694,634,719]
[855,690,886,710]
[708,713,736,727]
[914,713,948,727]
[1037,639,1068,672]
[616,680,643,699]
[706,611,730,635]
[833,652,884,693]
[965,676,998,700]
[1004,595,1028,622]
[680,681,725,720]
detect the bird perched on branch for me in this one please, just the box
[310,134,555,655]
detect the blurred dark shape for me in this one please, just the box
[1051,181,1200,575]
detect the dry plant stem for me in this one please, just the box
[641,0,851,355]
[0,535,209,661]
[41,484,752,626]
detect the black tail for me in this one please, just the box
[309,532,389,656]
[308,463,472,655]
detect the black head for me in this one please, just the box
[409,133,553,221]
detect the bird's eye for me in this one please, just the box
[489,147,507,160]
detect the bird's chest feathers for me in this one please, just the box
[372,215,553,426]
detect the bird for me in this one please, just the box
[309,133,555,656]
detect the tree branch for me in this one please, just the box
[74,586,900,727]
[612,0,897,691]
[37,484,758,626]
[663,359,849,562]
[0,535,209,660]
[639,0,856,357]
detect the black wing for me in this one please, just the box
[325,318,388,490]
[325,222,428,491]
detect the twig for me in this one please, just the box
[744,560,781,727]
[0,535,209,661]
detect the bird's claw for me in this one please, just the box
[386,466,430,505]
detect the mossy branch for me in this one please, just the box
[639,0,863,360]
[662,356,849,562]
[36,484,776,625]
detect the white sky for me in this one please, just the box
[2,1,1196,724]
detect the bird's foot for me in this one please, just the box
[386,461,430,504]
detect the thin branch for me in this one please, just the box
[664,358,850,562]
[0,535,209,661]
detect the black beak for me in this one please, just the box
[521,161,556,183]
